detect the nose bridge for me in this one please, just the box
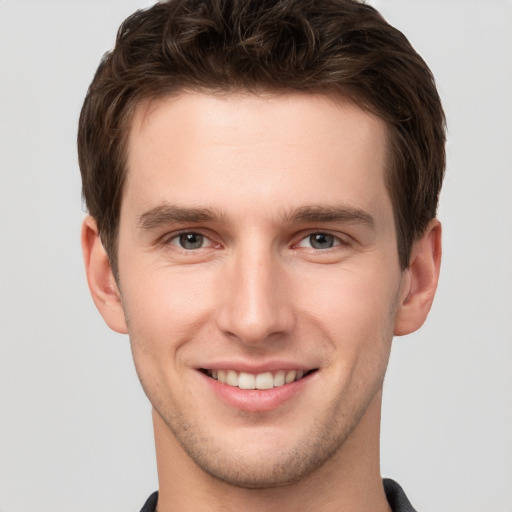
[216,238,293,345]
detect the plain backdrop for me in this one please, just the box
[1,1,511,511]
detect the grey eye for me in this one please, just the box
[178,233,204,249]
[309,233,336,249]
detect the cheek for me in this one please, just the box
[119,266,213,413]
[294,262,401,348]
[119,262,217,359]
[295,264,401,407]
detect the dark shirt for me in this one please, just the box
[140,478,417,512]
[383,478,418,512]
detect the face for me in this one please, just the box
[115,92,408,487]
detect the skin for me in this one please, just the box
[82,92,441,512]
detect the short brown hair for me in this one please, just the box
[78,0,446,273]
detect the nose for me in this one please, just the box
[215,244,296,346]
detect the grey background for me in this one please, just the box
[1,1,511,511]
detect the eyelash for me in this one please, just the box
[296,232,350,250]
[160,230,351,251]
[160,231,217,250]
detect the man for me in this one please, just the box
[78,0,445,510]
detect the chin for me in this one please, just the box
[189,448,330,489]
[165,413,356,490]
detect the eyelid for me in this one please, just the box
[296,234,337,249]
[155,228,352,250]
[294,230,351,249]
[159,229,219,249]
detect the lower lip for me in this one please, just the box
[199,371,314,412]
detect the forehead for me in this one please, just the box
[123,91,391,223]
[129,91,387,155]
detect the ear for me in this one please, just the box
[394,219,442,336]
[81,216,128,334]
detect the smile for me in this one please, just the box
[203,369,314,390]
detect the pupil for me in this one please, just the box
[179,233,203,249]
[310,233,334,249]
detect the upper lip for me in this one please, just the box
[197,360,318,373]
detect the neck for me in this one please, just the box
[153,391,391,512]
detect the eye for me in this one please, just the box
[171,232,207,250]
[298,233,341,250]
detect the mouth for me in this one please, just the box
[201,368,317,390]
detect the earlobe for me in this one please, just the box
[81,216,128,334]
[394,220,442,336]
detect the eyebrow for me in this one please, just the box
[138,205,220,230]
[287,205,375,228]
[137,203,375,230]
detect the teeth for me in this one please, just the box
[285,370,296,384]
[238,372,255,389]
[255,372,274,390]
[273,370,285,387]
[226,370,238,386]
[208,369,308,389]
